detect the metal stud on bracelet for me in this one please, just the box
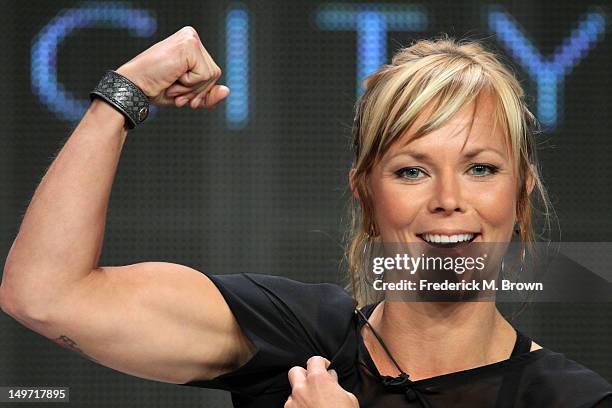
[89,70,150,129]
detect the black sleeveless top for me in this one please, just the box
[179,272,612,407]
[353,303,540,407]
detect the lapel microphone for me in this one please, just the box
[381,372,420,402]
[356,308,437,406]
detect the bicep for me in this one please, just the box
[43,262,256,384]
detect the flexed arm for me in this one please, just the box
[0,28,255,384]
[0,26,226,315]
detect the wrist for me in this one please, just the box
[88,99,129,131]
[90,70,150,129]
[116,63,153,98]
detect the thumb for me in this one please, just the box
[201,85,230,109]
[328,369,338,382]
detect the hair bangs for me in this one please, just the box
[377,57,494,159]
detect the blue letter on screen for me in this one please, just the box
[31,2,157,121]
[31,2,156,123]
[226,5,250,129]
[488,6,606,130]
[314,4,427,96]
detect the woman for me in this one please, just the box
[0,27,610,407]
[283,38,612,407]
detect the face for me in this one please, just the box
[352,93,533,246]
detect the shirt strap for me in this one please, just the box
[355,307,409,378]
[357,305,533,362]
[510,329,533,357]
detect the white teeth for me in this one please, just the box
[422,233,475,244]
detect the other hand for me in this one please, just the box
[284,356,359,408]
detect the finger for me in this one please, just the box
[198,85,230,109]
[175,95,191,108]
[284,396,294,408]
[190,92,204,109]
[328,369,338,382]
[306,356,330,376]
[175,88,202,108]
[173,76,220,109]
[173,83,225,109]
[184,79,215,108]
[150,92,179,107]
[182,78,215,99]
[166,82,194,97]
[179,43,221,87]
[287,366,307,389]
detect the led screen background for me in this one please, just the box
[0,1,610,406]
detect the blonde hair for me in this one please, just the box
[343,36,556,307]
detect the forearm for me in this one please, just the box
[1,99,127,309]
[1,26,229,315]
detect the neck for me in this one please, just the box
[364,301,516,381]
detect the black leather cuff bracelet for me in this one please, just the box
[90,70,149,129]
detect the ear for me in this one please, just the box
[349,168,360,200]
[526,164,536,196]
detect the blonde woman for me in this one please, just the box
[283,38,612,407]
[0,27,610,408]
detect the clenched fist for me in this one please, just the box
[285,356,360,408]
[116,26,228,109]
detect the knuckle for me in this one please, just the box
[307,355,321,364]
[308,370,327,383]
[180,26,198,36]
[287,366,301,377]
[179,28,200,46]
[307,355,330,368]
[292,383,306,396]
[184,34,199,47]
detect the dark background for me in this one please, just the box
[0,1,610,407]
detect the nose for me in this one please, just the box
[427,172,466,215]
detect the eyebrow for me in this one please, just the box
[390,147,508,162]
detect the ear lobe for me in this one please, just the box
[349,168,360,200]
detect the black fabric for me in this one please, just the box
[179,273,612,407]
[180,272,357,405]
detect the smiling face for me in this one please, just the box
[363,92,532,245]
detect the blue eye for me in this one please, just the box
[394,165,499,180]
[469,164,499,177]
[395,167,424,179]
